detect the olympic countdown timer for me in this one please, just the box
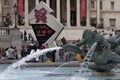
[32,24,55,45]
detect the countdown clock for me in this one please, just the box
[29,1,64,46]
[32,24,55,45]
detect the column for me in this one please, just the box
[57,0,60,22]
[97,0,100,27]
[24,0,29,27]
[67,0,71,27]
[0,0,2,26]
[86,0,90,27]
[10,0,18,28]
[46,0,50,6]
[77,0,81,27]
[36,0,39,6]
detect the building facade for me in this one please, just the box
[0,0,120,41]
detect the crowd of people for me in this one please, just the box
[0,29,116,63]
[20,43,80,63]
[0,43,83,63]
[0,46,18,60]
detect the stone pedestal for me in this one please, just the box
[92,71,115,76]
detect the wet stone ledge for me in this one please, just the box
[92,71,115,76]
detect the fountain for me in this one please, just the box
[0,47,62,80]
[0,29,120,80]
[61,29,120,80]
[63,29,120,76]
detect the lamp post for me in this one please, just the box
[13,3,17,28]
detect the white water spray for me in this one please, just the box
[52,61,78,73]
[0,47,62,80]
[1,47,61,73]
[10,47,61,69]
[65,42,98,80]
[79,42,98,73]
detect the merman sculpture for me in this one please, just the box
[63,29,120,72]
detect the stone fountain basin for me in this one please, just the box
[92,71,115,76]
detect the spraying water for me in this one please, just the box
[50,42,98,78]
[79,42,98,73]
[1,47,61,74]
[0,42,99,80]
[64,42,98,80]
[11,47,61,69]
[66,76,89,80]
[52,61,79,73]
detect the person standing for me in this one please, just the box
[40,44,46,62]
[59,49,64,62]
[7,46,16,60]
[13,47,18,59]
[51,50,56,62]
[21,46,26,58]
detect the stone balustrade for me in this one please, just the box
[0,27,10,35]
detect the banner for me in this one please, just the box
[80,0,86,17]
[17,0,24,16]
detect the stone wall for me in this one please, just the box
[0,28,22,57]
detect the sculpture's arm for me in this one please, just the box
[111,53,120,63]
[116,38,120,44]
[113,34,120,46]
[102,40,111,48]
[115,33,120,39]
[75,38,87,47]
[95,34,110,48]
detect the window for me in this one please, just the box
[91,1,95,9]
[100,1,103,10]
[109,19,116,27]
[4,0,10,6]
[98,19,104,28]
[71,0,75,7]
[100,19,104,25]
[90,18,96,27]
[39,0,46,2]
[111,1,115,10]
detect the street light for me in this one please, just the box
[13,3,17,28]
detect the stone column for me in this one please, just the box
[46,0,50,6]
[0,0,2,26]
[56,0,60,22]
[36,0,39,6]
[67,0,71,27]
[86,0,90,27]
[77,0,81,27]
[24,0,29,27]
[97,0,100,27]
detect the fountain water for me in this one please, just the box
[10,47,61,69]
[52,61,79,73]
[79,42,98,73]
[51,42,98,74]
[0,47,61,80]
[65,42,98,80]
[0,41,120,80]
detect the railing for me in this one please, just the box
[0,27,37,45]
[0,27,22,49]
[0,27,11,35]
[21,30,37,45]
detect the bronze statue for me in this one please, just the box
[63,29,120,72]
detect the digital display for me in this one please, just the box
[32,24,55,45]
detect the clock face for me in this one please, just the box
[32,24,55,45]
